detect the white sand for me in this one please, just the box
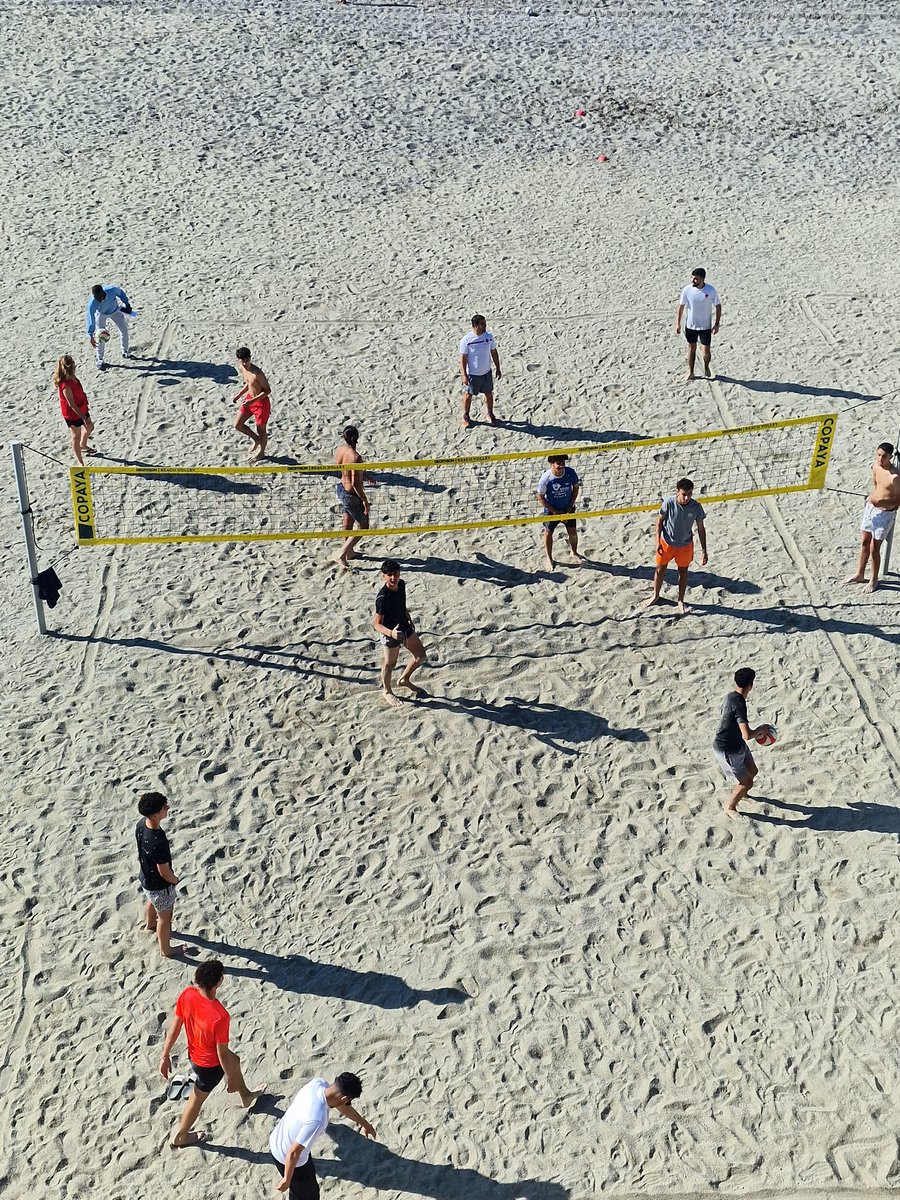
[2,0,900,1197]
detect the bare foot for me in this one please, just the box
[684,372,695,382]
[239,1086,266,1109]
[333,553,350,571]
[84,445,99,456]
[397,679,426,698]
[487,414,498,426]
[704,364,712,378]
[383,691,403,707]
[863,581,878,593]
[570,552,585,567]
[724,806,740,820]
[544,555,555,571]
[249,447,265,463]
[678,601,689,614]
[171,1131,208,1149]
[641,596,662,609]
[844,574,865,584]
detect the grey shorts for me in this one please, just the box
[713,744,754,782]
[380,626,411,650]
[143,884,176,913]
[465,370,494,396]
[336,482,366,524]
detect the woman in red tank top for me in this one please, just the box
[54,354,95,465]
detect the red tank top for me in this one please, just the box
[59,377,88,421]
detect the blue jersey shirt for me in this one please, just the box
[538,466,580,514]
[86,285,131,335]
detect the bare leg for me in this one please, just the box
[543,527,555,571]
[642,564,666,608]
[864,540,883,592]
[382,647,402,705]
[234,414,260,455]
[845,534,871,583]
[336,513,369,569]
[223,1056,264,1107]
[724,762,758,818]
[702,346,713,378]
[249,423,268,462]
[676,565,690,613]
[71,426,84,466]
[397,635,427,696]
[81,416,96,456]
[172,1085,209,1148]
[157,908,175,957]
[567,526,584,563]
[685,343,696,380]
[484,390,497,425]
[145,899,157,932]
[462,390,473,426]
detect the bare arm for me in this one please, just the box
[654,513,665,543]
[739,720,766,742]
[159,1015,184,1078]
[277,1141,304,1191]
[570,483,580,509]
[713,303,721,332]
[373,611,403,640]
[675,302,685,332]
[696,518,708,562]
[537,489,563,514]
[459,352,468,382]
[61,383,88,418]
[335,1102,377,1138]
[157,861,178,885]
[491,347,501,380]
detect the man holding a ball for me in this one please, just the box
[713,667,772,818]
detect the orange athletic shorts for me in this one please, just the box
[239,395,270,427]
[656,537,693,568]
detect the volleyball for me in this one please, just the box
[755,723,777,746]
[97,329,111,343]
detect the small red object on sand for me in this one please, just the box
[596,154,609,162]
[574,108,587,117]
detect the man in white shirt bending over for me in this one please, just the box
[459,313,501,428]
[675,268,721,381]
[270,1072,376,1198]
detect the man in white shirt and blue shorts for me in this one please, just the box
[675,268,721,381]
[270,1072,376,1198]
[459,314,501,428]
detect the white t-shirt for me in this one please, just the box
[459,330,497,375]
[679,283,720,330]
[270,1077,330,1166]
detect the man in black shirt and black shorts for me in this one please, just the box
[136,792,191,958]
[372,559,427,706]
[712,667,767,818]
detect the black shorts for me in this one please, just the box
[272,1153,319,1200]
[465,370,494,396]
[544,512,576,533]
[684,327,712,346]
[65,417,86,428]
[190,1063,225,1093]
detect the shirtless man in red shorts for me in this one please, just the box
[232,346,271,462]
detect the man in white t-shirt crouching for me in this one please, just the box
[675,267,721,381]
[270,1072,376,1198]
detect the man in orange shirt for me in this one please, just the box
[159,959,263,1148]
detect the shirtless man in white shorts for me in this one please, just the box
[845,442,900,593]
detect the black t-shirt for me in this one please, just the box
[375,580,410,632]
[713,691,749,753]
[136,820,172,891]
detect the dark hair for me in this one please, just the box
[691,267,706,279]
[334,1072,363,1100]
[471,313,486,326]
[236,346,251,361]
[91,284,106,301]
[676,477,693,491]
[734,667,756,689]
[381,559,401,575]
[138,791,168,817]
[878,442,894,456]
[343,426,359,446]
[195,959,225,991]
[548,455,568,465]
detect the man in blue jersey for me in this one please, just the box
[537,455,583,570]
[86,283,134,370]
[459,314,501,428]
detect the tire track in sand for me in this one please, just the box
[708,377,900,779]
[77,322,175,689]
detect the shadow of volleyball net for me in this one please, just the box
[69,414,837,547]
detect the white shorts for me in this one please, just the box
[860,502,897,542]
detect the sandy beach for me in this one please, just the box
[1,0,900,1197]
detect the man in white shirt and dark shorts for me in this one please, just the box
[270,1072,376,1198]
[675,268,721,381]
[459,314,501,428]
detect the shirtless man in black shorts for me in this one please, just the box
[334,426,369,570]
[372,560,427,706]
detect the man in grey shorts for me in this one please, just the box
[334,425,370,570]
[136,792,191,958]
[713,667,768,818]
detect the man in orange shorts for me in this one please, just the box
[232,346,271,462]
[642,476,708,614]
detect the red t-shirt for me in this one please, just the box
[174,986,231,1067]
[59,377,88,422]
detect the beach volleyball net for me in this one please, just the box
[70,413,836,546]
